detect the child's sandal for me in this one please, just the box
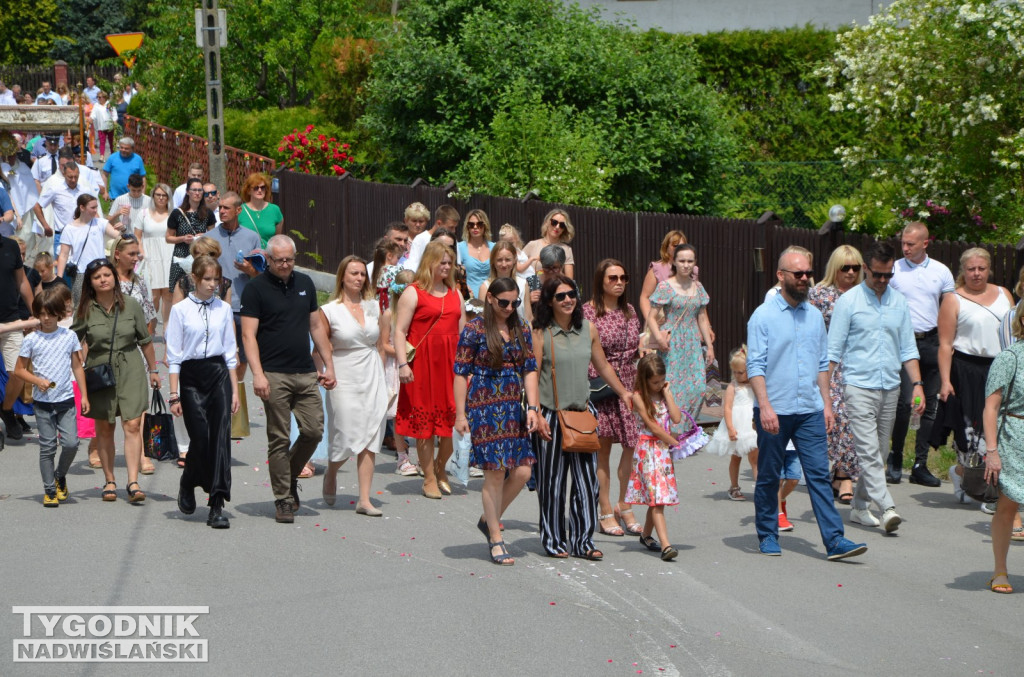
[728,486,746,501]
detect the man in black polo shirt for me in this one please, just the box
[240,234,336,523]
[0,235,36,441]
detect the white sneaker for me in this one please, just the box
[469,467,484,478]
[882,507,902,533]
[981,501,997,515]
[949,466,973,504]
[850,508,880,527]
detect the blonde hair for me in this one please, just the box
[817,245,864,288]
[486,240,518,285]
[1014,264,1024,299]
[498,224,523,249]
[413,241,456,290]
[955,247,991,288]
[540,208,575,243]
[461,209,492,242]
[191,254,222,281]
[189,237,222,259]
[729,345,748,373]
[404,202,429,221]
[389,269,415,311]
[332,255,371,301]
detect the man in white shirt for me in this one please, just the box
[173,164,205,208]
[403,203,458,272]
[106,174,151,236]
[32,164,104,256]
[0,81,16,105]
[30,136,62,192]
[34,81,62,105]
[43,149,107,200]
[886,222,954,487]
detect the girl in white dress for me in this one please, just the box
[318,255,389,516]
[135,183,174,332]
[704,346,759,500]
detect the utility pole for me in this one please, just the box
[197,0,227,190]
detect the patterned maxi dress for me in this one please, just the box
[583,302,640,448]
[649,280,709,423]
[454,316,537,470]
[807,285,860,482]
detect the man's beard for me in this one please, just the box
[784,279,808,302]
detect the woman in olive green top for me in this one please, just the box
[532,275,630,560]
[73,258,161,503]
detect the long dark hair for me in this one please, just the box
[670,243,696,277]
[371,239,402,290]
[75,258,125,321]
[532,274,582,331]
[483,277,526,369]
[184,178,211,223]
[635,353,667,423]
[590,258,633,320]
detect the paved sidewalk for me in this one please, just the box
[1,376,1021,676]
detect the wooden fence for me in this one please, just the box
[277,171,1024,379]
[121,116,275,193]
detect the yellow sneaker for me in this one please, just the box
[55,476,69,502]
[43,491,59,507]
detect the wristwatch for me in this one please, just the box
[912,380,925,387]
[527,405,540,413]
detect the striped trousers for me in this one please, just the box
[533,406,599,556]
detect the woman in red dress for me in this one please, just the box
[395,241,466,498]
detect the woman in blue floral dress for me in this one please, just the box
[808,245,864,504]
[647,244,715,425]
[454,277,540,566]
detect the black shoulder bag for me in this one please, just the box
[961,351,1015,503]
[84,305,118,392]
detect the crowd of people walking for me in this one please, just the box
[2,166,1023,587]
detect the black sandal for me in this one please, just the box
[489,540,514,566]
[126,482,146,504]
[639,533,661,551]
[176,455,186,469]
[661,545,679,561]
[102,481,117,502]
[577,549,603,561]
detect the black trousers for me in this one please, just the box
[180,357,232,504]
[890,332,940,467]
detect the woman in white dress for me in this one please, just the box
[135,183,174,332]
[319,255,389,516]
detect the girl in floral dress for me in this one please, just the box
[647,244,714,425]
[625,354,682,562]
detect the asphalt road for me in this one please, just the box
[2,375,1023,676]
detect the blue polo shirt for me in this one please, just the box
[747,292,828,415]
[102,152,146,199]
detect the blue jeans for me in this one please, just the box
[753,408,844,547]
[36,400,79,494]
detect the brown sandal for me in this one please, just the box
[728,486,747,501]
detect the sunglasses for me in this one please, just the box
[117,234,137,243]
[495,298,522,310]
[782,269,814,279]
[252,185,267,192]
[549,219,566,229]
[204,190,218,197]
[607,274,629,283]
[840,264,862,273]
[553,289,578,302]
[84,257,111,274]
[871,270,895,280]
[466,221,484,229]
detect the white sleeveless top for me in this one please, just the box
[953,291,1013,357]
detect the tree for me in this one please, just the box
[822,0,1024,240]
[360,0,736,213]
[50,0,149,64]
[0,0,64,64]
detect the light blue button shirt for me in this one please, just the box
[827,281,919,390]
[747,292,828,415]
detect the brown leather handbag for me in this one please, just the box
[548,330,600,452]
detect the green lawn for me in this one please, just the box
[901,430,957,479]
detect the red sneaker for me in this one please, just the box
[778,511,794,531]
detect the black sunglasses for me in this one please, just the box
[549,219,566,228]
[84,257,111,273]
[840,264,862,273]
[466,221,484,229]
[782,269,814,279]
[495,298,522,309]
[871,270,895,280]
[553,289,578,302]
[204,190,218,197]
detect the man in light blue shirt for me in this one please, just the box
[101,137,146,199]
[82,77,100,104]
[747,248,867,561]
[828,241,925,534]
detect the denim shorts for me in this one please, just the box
[781,443,802,480]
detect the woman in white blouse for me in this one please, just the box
[55,194,121,306]
[166,255,239,529]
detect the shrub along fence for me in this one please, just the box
[277,171,1024,380]
[121,116,275,192]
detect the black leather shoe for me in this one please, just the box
[207,506,229,529]
[885,466,902,484]
[177,482,196,515]
[909,464,941,487]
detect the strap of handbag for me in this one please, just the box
[411,285,446,353]
[105,305,119,367]
[548,328,563,411]
[72,219,98,270]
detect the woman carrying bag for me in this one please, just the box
[531,275,630,560]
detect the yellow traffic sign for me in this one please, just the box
[105,32,144,69]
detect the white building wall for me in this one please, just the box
[570,0,879,33]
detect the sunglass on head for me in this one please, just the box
[607,274,629,283]
[871,270,895,280]
[495,298,522,309]
[84,257,111,273]
[840,264,862,273]
[553,289,578,302]
[782,269,814,279]
[204,190,218,197]
[117,234,137,243]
